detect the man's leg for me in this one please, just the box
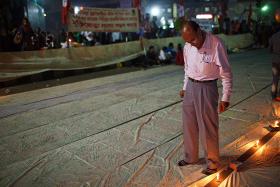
[194,82,219,170]
[182,81,199,164]
[272,63,280,99]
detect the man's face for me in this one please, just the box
[181,25,200,48]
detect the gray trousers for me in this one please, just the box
[182,80,219,169]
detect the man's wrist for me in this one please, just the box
[221,95,230,102]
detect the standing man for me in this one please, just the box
[269,30,280,101]
[178,21,233,175]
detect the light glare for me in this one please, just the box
[216,173,220,181]
[261,5,269,12]
[74,6,80,15]
[274,120,279,127]
[151,6,160,16]
[196,14,213,19]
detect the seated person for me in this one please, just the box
[176,43,184,66]
[159,46,172,64]
[146,46,159,66]
[167,42,177,58]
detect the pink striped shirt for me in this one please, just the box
[183,32,233,102]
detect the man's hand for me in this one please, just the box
[219,101,230,113]
[179,90,185,98]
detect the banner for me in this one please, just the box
[68,7,140,32]
[120,0,132,8]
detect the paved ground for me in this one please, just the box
[0,49,279,187]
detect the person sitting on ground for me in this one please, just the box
[167,42,177,58]
[159,46,172,64]
[146,46,159,66]
[176,43,184,66]
[13,17,34,51]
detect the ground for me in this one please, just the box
[0,49,279,187]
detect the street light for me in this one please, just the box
[196,14,213,19]
[74,6,80,15]
[261,5,269,12]
[151,6,160,16]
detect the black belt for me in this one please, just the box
[188,77,217,83]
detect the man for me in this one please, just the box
[269,30,280,101]
[178,21,233,175]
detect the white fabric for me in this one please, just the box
[112,32,121,42]
[159,50,166,61]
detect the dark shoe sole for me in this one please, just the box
[177,160,190,166]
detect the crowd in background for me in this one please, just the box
[221,17,280,48]
[1,17,58,52]
[144,42,184,68]
[0,16,180,52]
[0,16,280,52]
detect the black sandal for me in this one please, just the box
[201,168,217,175]
[177,160,190,166]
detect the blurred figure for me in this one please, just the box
[239,20,249,33]
[233,20,240,34]
[159,46,171,64]
[13,17,34,51]
[229,20,234,34]
[223,17,230,34]
[151,16,159,38]
[176,43,184,66]
[0,16,9,52]
[59,29,68,48]
[146,45,159,66]
[84,31,95,46]
[46,32,55,49]
[158,46,167,63]
[112,32,122,43]
[143,13,152,39]
[94,36,101,46]
[34,27,46,49]
[269,30,280,101]
[167,42,176,58]
[12,28,23,51]
[59,29,67,43]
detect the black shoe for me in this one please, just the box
[201,168,217,175]
[177,160,190,166]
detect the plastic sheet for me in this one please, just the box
[191,119,280,187]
